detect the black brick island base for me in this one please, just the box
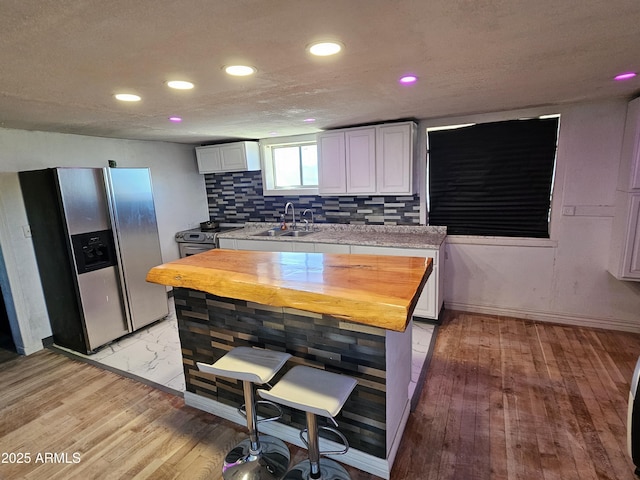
[174,287,412,479]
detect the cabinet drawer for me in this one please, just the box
[350,244,438,263]
[235,239,294,252]
[314,243,351,254]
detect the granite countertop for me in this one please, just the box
[218,222,447,249]
[147,249,432,331]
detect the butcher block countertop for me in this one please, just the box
[146,249,432,332]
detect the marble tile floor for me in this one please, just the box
[56,298,438,405]
[53,298,185,396]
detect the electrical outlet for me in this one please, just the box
[22,225,32,238]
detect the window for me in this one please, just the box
[261,134,319,196]
[427,117,559,238]
[272,144,318,188]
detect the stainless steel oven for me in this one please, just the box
[178,242,215,257]
[175,223,241,258]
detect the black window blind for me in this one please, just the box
[428,118,559,238]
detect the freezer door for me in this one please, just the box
[77,266,130,350]
[107,168,168,330]
[56,168,111,235]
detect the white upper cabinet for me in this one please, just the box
[317,131,347,194]
[618,97,640,192]
[317,121,416,196]
[609,97,640,281]
[377,123,415,195]
[346,128,376,193]
[196,141,261,174]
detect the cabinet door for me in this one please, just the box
[218,238,236,249]
[196,146,222,173]
[376,123,413,194]
[610,192,640,280]
[412,270,437,319]
[317,132,347,194]
[630,116,640,191]
[625,194,640,277]
[346,128,376,194]
[292,242,316,253]
[619,98,640,191]
[219,143,248,171]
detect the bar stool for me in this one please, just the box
[197,346,292,480]
[258,365,358,480]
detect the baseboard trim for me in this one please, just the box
[446,301,640,333]
[184,391,395,479]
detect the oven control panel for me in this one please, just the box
[175,230,216,243]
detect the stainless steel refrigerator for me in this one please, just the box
[19,167,168,354]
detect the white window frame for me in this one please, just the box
[260,134,319,196]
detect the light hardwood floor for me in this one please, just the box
[1,311,639,479]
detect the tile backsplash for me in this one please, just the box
[205,170,420,225]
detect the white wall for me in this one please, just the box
[0,128,208,354]
[420,99,640,331]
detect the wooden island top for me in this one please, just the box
[146,248,432,331]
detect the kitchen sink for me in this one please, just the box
[252,229,288,237]
[280,230,316,237]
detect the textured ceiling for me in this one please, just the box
[1,0,639,144]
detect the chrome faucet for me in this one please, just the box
[284,202,296,230]
[302,209,314,231]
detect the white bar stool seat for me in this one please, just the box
[259,365,358,480]
[197,346,292,480]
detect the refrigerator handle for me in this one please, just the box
[103,167,134,332]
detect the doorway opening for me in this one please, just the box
[0,283,17,355]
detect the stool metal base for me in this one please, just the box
[282,458,351,480]
[223,435,290,480]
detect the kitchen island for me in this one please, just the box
[217,222,447,321]
[146,249,432,479]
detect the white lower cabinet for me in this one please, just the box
[218,238,235,249]
[225,237,443,320]
[350,245,442,319]
[609,192,640,280]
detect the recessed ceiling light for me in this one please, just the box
[114,93,141,102]
[168,116,182,123]
[224,65,256,76]
[399,75,418,85]
[167,80,194,90]
[614,72,637,81]
[308,42,342,56]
